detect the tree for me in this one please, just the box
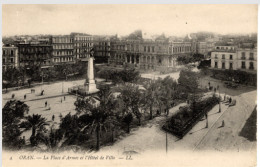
[178,70,199,93]
[2,100,29,149]
[3,100,29,126]
[74,93,118,151]
[36,124,64,151]
[97,69,112,82]
[159,76,177,115]
[20,114,49,146]
[143,79,159,120]
[109,68,140,84]
[118,83,144,127]
[178,70,199,111]
[3,124,24,150]
[59,113,90,147]
[2,67,24,87]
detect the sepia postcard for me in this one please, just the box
[2,4,258,167]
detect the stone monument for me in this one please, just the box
[85,48,99,94]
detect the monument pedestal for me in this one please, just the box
[85,57,99,94]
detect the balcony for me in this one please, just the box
[249,57,254,60]
[241,57,246,60]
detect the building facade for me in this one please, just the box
[51,35,74,65]
[18,43,53,68]
[71,33,93,60]
[93,36,111,63]
[2,45,19,71]
[108,35,194,71]
[196,41,208,56]
[236,47,257,71]
[211,45,257,72]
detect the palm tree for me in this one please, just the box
[36,123,64,151]
[74,88,118,151]
[80,107,113,151]
[20,114,49,146]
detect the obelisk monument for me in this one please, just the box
[85,48,99,94]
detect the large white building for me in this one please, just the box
[211,45,257,72]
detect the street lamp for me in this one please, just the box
[218,85,221,113]
[41,71,43,92]
[166,131,168,154]
[62,69,67,94]
[205,113,208,128]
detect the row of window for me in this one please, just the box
[53,44,74,49]
[19,47,51,52]
[74,37,92,41]
[215,54,233,59]
[169,46,191,53]
[3,49,16,55]
[54,51,73,56]
[242,52,254,58]
[214,61,254,70]
[52,38,73,43]
[112,45,125,50]
[75,48,90,53]
[53,57,74,62]
[3,58,14,64]
[216,46,235,50]
[214,53,254,60]
[74,43,92,48]
[144,46,155,52]
[20,55,50,61]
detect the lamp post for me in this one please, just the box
[205,113,208,128]
[41,71,43,92]
[166,131,168,154]
[62,70,67,94]
[218,85,221,113]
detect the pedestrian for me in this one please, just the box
[222,120,225,127]
[22,136,26,145]
[45,101,47,107]
[64,96,66,101]
[61,98,63,103]
[208,82,211,88]
[229,97,232,104]
[224,94,226,101]
[24,94,27,100]
[52,115,55,121]
[11,94,15,99]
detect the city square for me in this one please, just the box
[2,4,258,167]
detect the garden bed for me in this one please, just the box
[162,96,219,138]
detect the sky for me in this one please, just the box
[2,4,258,37]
